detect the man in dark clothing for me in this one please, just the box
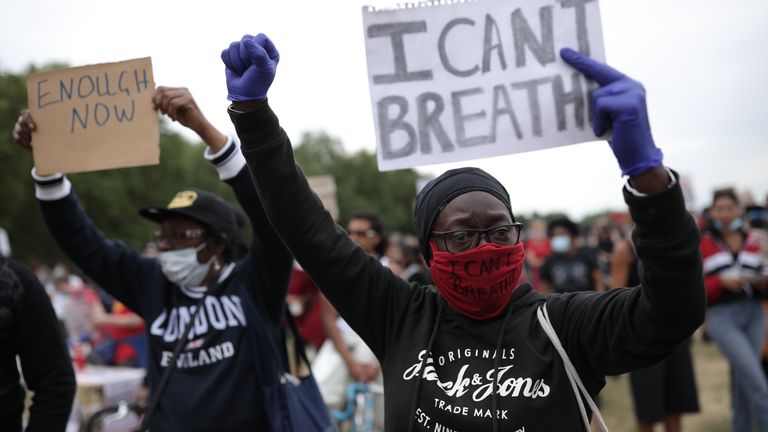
[221,34,705,431]
[0,255,76,431]
[12,87,293,431]
[540,217,605,294]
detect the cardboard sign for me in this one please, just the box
[307,175,339,221]
[26,57,159,174]
[362,0,605,171]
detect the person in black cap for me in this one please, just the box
[221,33,705,431]
[139,188,246,288]
[12,87,292,431]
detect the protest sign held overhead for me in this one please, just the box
[362,0,605,171]
[308,175,339,221]
[26,57,159,174]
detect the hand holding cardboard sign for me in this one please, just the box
[12,110,35,152]
[221,34,279,102]
[152,87,228,151]
[560,48,663,177]
[152,87,208,132]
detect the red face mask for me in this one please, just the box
[430,242,526,320]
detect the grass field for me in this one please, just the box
[599,330,731,431]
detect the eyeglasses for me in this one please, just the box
[153,229,206,247]
[347,229,378,239]
[432,223,523,254]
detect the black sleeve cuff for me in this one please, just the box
[227,99,283,154]
[624,169,691,239]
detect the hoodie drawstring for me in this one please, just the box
[491,302,515,432]
[537,303,609,431]
[407,298,517,432]
[407,302,443,432]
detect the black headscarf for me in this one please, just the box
[413,167,513,264]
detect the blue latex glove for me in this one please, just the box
[560,48,662,177]
[221,34,279,101]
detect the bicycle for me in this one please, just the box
[85,400,143,432]
[331,382,384,432]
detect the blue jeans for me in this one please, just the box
[707,300,768,432]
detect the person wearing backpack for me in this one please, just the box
[0,255,76,431]
[12,87,297,431]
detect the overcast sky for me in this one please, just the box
[2,0,766,219]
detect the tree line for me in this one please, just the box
[0,65,423,264]
[1,65,614,266]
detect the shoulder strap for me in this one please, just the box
[536,304,608,432]
[239,286,287,383]
[283,306,313,374]
[138,281,223,432]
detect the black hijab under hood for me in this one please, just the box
[414,167,514,264]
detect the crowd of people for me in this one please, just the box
[22,260,149,370]
[0,31,766,432]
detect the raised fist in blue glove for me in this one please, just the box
[221,34,279,101]
[560,48,663,177]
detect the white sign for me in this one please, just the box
[362,0,605,171]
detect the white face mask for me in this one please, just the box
[287,300,304,317]
[159,242,214,287]
[550,235,572,253]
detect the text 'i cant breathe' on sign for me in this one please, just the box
[362,0,605,171]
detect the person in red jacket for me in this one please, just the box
[701,188,768,432]
[287,263,326,351]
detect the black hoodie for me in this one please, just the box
[0,258,75,431]
[229,101,705,432]
[35,142,292,432]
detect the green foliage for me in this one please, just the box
[1,65,421,264]
[0,66,235,263]
[0,69,46,261]
[293,131,422,234]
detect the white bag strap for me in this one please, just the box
[537,304,609,432]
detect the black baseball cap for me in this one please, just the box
[139,189,242,247]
